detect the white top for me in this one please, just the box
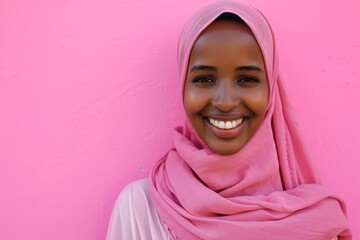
[106,179,168,240]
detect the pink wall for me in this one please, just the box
[1,0,359,239]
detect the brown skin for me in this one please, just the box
[183,21,269,155]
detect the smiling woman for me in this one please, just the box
[184,20,268,155]
[106,2,352,240]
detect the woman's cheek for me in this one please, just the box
[243,88,268,114]
[184,89,211,114]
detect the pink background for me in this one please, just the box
[1,0,359,239]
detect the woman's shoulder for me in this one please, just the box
[117,178,151,203]
[107,178,168,240]
[112,178,154,220]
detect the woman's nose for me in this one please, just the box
[211,83,240,112]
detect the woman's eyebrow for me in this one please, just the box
[235,65,264,72]
[190,65,264,72]
[190,65,217,72]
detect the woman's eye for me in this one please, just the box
[237,76,259,84]
[192,76,215,84]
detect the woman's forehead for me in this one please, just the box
[194,21,256,49]
[189,21,264,65]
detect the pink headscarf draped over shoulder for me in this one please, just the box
[150,1,351,239]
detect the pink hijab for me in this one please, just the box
[150,1,351,239]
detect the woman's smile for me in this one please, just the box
[207,117,244,130]
[183,20,269,155]
[205,116,247,139]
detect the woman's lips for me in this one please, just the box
[208,117,243,129]
[204,117,246,139]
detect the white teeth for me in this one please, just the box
[208,117,244,130]
[231,120,236,128]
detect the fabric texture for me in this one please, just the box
[106,179,168,240]
[149,1,352,239]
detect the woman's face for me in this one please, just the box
[184,21,268,155]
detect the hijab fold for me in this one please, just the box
[150,1,351,239]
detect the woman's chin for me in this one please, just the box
[207,141,244,155]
